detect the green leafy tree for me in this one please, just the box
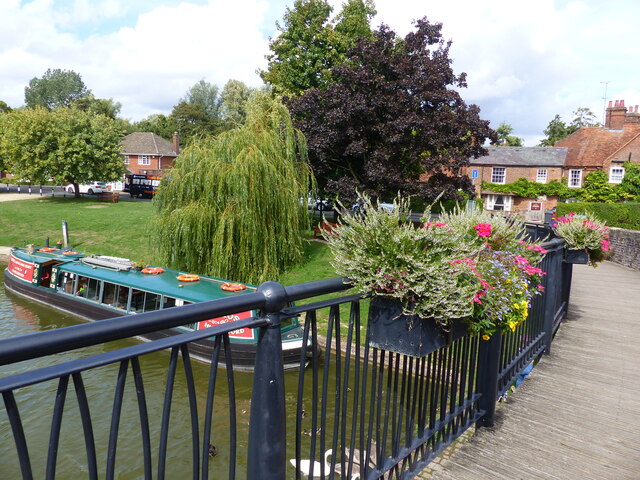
[219,79,254,126]
[288,18,495,203]
[170,101,223,144]
[180,79,221,119]
[132,114,178,140]
[261,0,375,96]
[71,95,122,119]
[0,101,12,113]
[152,93,314,284]
[0,107,126,196]
[619,161,640,199]
[539,115,575,146]
[24,68,91,110]
[496,122,524,146]
[570,107,599,128]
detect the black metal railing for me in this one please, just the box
[0,236,574,479]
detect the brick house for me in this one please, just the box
[464,146,567,213]
[554,100,640,188]
[121,132,180,176]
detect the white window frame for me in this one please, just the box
[568,169,582,188]
[491,167,506,184]
[123,155,129,165]
[536,168,548,183]
[138,155,151,166]
[609,166,625,184]
[485,194,512,212]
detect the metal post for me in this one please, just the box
[476,333,502,428]
[247,281,287,480]
[542,248,562,354]
[62,221,69,248]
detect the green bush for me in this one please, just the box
[556,202,640,230]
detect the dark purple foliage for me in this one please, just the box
[287,17,496,204]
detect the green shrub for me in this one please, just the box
[556,202,640,230]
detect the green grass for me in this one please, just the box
[0,197,161,263]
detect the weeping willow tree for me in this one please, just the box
[152,93,315,284]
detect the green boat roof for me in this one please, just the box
[10,247,256,303]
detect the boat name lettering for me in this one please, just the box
[198,311,253,339]
[8,256,35,282]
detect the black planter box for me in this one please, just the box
[367,296,468,358]
[565,249,588,264]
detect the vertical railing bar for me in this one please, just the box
[347,301,362,480]
[293,313,312,480]
[318,306,335,479]
[457,335,470,426]
[387,353,399,459]
[222,335,237,480]
[201,335,222,480]
[329,305,343,479]
[418,353,432,440]
[406,355,420,448]
[395,355,409,457]
[179,344,200,480]
[157,346,180,480]
[366,348,380,474]
[431,347,445,448]
[72,372,98,479]
[448,338,462,437]
[360,323,373,479]
[46,375,69,480]
[106,360,129,480]
[378,349,391,469]
[3,391,33,480]
[340,303,355,479]
[416,355,428,437]
[131,357,152,480]
[404,356,417,452]
[307,312,320,479]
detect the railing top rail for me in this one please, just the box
[0,276,352,367]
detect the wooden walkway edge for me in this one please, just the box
[423,261,640,480]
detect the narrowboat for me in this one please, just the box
[3,246,311,371]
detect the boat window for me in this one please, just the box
[77,276,100,302]
[102,282,129,310]
[129,289,161,313]
[162,296,177,309]
[58,272,76,294]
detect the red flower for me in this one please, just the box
[473,223,493,238]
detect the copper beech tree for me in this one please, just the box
[287,17,496,203]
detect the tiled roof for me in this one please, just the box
[555,125,640,167]
[121,132,178,156]
[470,147,567,167]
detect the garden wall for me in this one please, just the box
[608,227,640,271]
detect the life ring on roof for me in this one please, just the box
[38,247,56,252]
[63,251,79,255]
[221,282,246,292]
[142,267,165,275]
[177,274,200,282]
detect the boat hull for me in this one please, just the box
[3,269,309,371]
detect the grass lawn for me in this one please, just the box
[0,197,162,263]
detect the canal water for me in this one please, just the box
[0,261,353,479]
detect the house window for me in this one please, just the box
[123,156,129,165]
[486,194,512,211]
[568,169,582,188]
[536,169,548,183]
[491,167,506,184]
[138,155,151,166]
[609,166,625,184]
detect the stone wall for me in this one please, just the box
[608,227,640,271]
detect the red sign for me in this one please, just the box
[8,255,35,283]
[530,202,542,211]
[198,310,254,340]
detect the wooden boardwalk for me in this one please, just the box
[425,261,640,480]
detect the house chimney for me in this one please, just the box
[172,131,180,155]
[605,99,628,129]
[625,103,640,125]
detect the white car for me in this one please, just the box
[66,182,108,195]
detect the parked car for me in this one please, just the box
[66,182,108,195]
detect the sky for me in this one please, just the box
[2,0,640,146]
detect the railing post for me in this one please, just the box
[247,281,287,480]
[542,247,562,354]
[476,333,502,428]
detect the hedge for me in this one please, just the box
[556,202,640,231]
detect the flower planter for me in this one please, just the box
[367,296,468,358]
[565,249,588,264]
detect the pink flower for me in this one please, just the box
[601,239,610,251]
[525,265,545,276]
[514,255,529,265]
[473,223,493,238]
[537,284,545,292]
[423,222,446,228]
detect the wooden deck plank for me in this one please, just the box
[424,261,640,480]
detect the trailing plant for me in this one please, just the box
[323,194,546,337]
[551,212,610,266]
[482,178,573,199]
[152,93,315,284]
